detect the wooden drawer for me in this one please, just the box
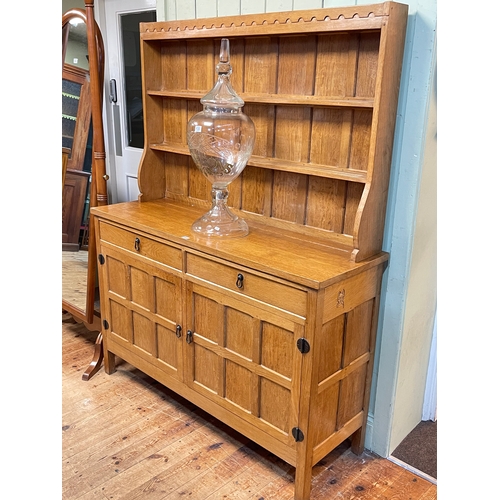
[185,252,307,317]
[99,221,182,271]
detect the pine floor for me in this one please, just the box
[62,250,89,311]
[62,319,438,500]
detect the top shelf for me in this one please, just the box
[146,89,374,109]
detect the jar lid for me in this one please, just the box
[200,38,244,109]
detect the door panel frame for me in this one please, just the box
[94,0,157,204]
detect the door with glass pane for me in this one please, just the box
[102,0,156,203]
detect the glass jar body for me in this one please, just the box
[187,106,255,188]
[187,105,255,238]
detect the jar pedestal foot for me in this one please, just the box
[191,187,248,238]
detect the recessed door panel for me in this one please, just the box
[132,311,155,355]
[225,360,255,413]
[261,322,294,379]
[157,323,179,372]
[225,308,254,360]
[156,277,178,323]
[107,256,128,299]
[109,300,132,343]
[130,266,151,309]
[260,378,291,433]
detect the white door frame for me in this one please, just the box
[94,0,156,204]
[422,311,437,421]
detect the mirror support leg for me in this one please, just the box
[82,332,103,381]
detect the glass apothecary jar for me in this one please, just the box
[187,38,255,238]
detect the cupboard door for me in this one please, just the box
[99,244,183,380]
[184,281,305,447]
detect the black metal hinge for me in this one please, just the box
[296,338,310,354]
[292,427,304,442]
[98,254,105,265]
[103,319,109,329]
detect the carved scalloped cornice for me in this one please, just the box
[141,3,391,38]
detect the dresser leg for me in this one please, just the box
[294,443,313,500]
[104,348,116,374]
[350,427,365,455]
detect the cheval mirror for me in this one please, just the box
[62,0,108,380]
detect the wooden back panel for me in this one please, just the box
[138,2,408,261]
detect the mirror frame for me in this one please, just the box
[62,1,108,328]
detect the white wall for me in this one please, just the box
[62,0,85,14]
[389,51,436,452]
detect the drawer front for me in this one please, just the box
[185,253,307,317]
[99,221,182,271]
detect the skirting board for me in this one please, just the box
[388,455,437,485]
[363,413,374,452]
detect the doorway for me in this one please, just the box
[98,0,156,203]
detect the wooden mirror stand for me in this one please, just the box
[62,0,108,380]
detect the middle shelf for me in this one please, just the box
[147,89,375,109]
[150,142,368,183]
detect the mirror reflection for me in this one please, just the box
[62,14,94,315]
[64,18,88,70]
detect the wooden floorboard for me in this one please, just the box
[62,319,438,499]
[62,251,89,312]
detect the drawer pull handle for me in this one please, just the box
[236,273,244,289]
[134,237,141,252]
[186,330,193,344]
[176,325,182,338]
